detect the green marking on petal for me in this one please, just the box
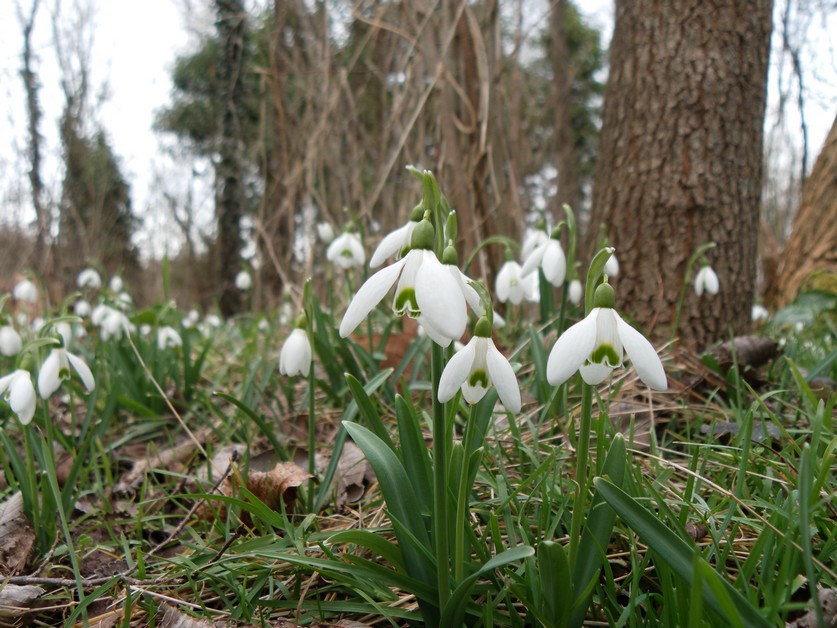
[394,288,419,316]
[590,343,620,366]
[468,369,489,388]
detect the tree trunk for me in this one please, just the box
[215,0,247,317]
[550,0,581,214]
[586,0,773,348]
[775,114,837,306]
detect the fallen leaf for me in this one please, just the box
[0,491,35,575]
[246,462,313,510]
[160,603,215,627]
[0,583,44,619]
[787,586,837,627]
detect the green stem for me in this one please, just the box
[454,404,479,583]
[431,342,450,608]
[568,381,593,570]
[307,362,316,512]
[22,426,40,537]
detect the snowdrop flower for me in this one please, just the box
[0,326,22,356]
[74,299,91,318]
[547,282,666,390]
[327,232,365,269]
[568,279,583,306]
[694,265,719,297]
[101,310,131,340]
[0,369,37,425]
[751,304,769,323]
[77,268,102,290]
[369,208,423,268]
[438,317,521,412]
[258,318,270,332]
[74,324,87,340]
[55,322,73,346]
[205,314,222,328]
[91,304,111,326]
[521,229,566,287]
[279,317,311,377]
[31,317,45,333]
[109,276,123,292]
[521,228,549,262]
[317,222,335,243]
[116,292,133,309]
[496,260,531,305]
[441,245,483,318]
[183,309,200,329]
[157,326,183,350]
[235,270,252,291]
[339,219,466,347]
[38,348,95,399]
[13,279,38,304]
[604,254,619,277]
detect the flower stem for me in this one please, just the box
[431,342,450,608]
[454,404,479,583]
[568,381,593,570]
[307,362,316,512]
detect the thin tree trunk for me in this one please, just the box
[215,0,247,317]
[586,0,773,348]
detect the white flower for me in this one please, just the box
[0,326,22,356]
[205,314,222,328]
[55,322,72,346]
[521,229,549,262]
[547,285,666,390]
[109,276,123,292]
[327,232,366,269]
[31,317,45,333]
[339,248,466,347]
[438,322,521,413]
[116,291,133,309]
[751,304,769,322]
[183,309,200,328]
[258,318,270,332]
[694,265,719,296]
[568,279,583,306]
[496,260,530,305]
[140,324,152,336]
[235,271,252,291]
[317,222,335,243]
[0,369,37,425]
[101,310,132,340]
[604,254,619,277]
[91,304,112,326]
[77,268,102,290]
[13,279,38,304]
[279,328,311,377]
[38,348,95,399]
[521,237,567,287]
[157,326,183,350]
[369,218,419,268]
[74,299,91,317]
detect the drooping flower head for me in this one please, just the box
[235,270,252,291]
[0,326,22,357]
[604,254,619,278]
[317,222,335,244]
[521,226,567,288]
[547,282,666,390]
[568,279,583,306]
[694,264,719,297]
[279,314,312,377]
[496,247,538,305]
[339,217,466,347]
[438,316,521,412]
[157,326,183,350]
[13,279,39,304]
[109,276,124,293]
[77,268,102,290]
[327,232,366,269]
[38,347,96,399]
[0,369,37,425]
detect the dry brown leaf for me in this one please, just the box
[159,603,216,627]
[0,491,35,575]
[246,462,313,510]
[787,586,837,627]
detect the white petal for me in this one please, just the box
[280,329,311,376]
[595,309,624,367]
[339,259,405,337]
[486,341,521,413]
[569,280,583,305]
[9,372,36,425]
[0,373,14,395]
[416,252,466,342]
[38,350,63,399]
[419,317,454,347]
[604,255,619,277]
[520,243,547,278]
[541,240,567,287]
[495,262,516,303]
[438,338,477,403]
[67,352,96,392]
[461,380,488,404]
[546,310,600,387]
[614,312,667,391]
[348,234,366,266]
[457,270,484,316]
[370,223,410,268]
[579,361,613,385]
[704,267,719,295]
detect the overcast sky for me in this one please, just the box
[0,1,834,256]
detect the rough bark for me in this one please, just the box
[19,0,49,274]
[775,114,837,306]
[215,0,247,317]
[586,0,773,348]
[550,0,581,214]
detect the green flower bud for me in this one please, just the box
[592,282,615,309]
[410,219,435,250]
